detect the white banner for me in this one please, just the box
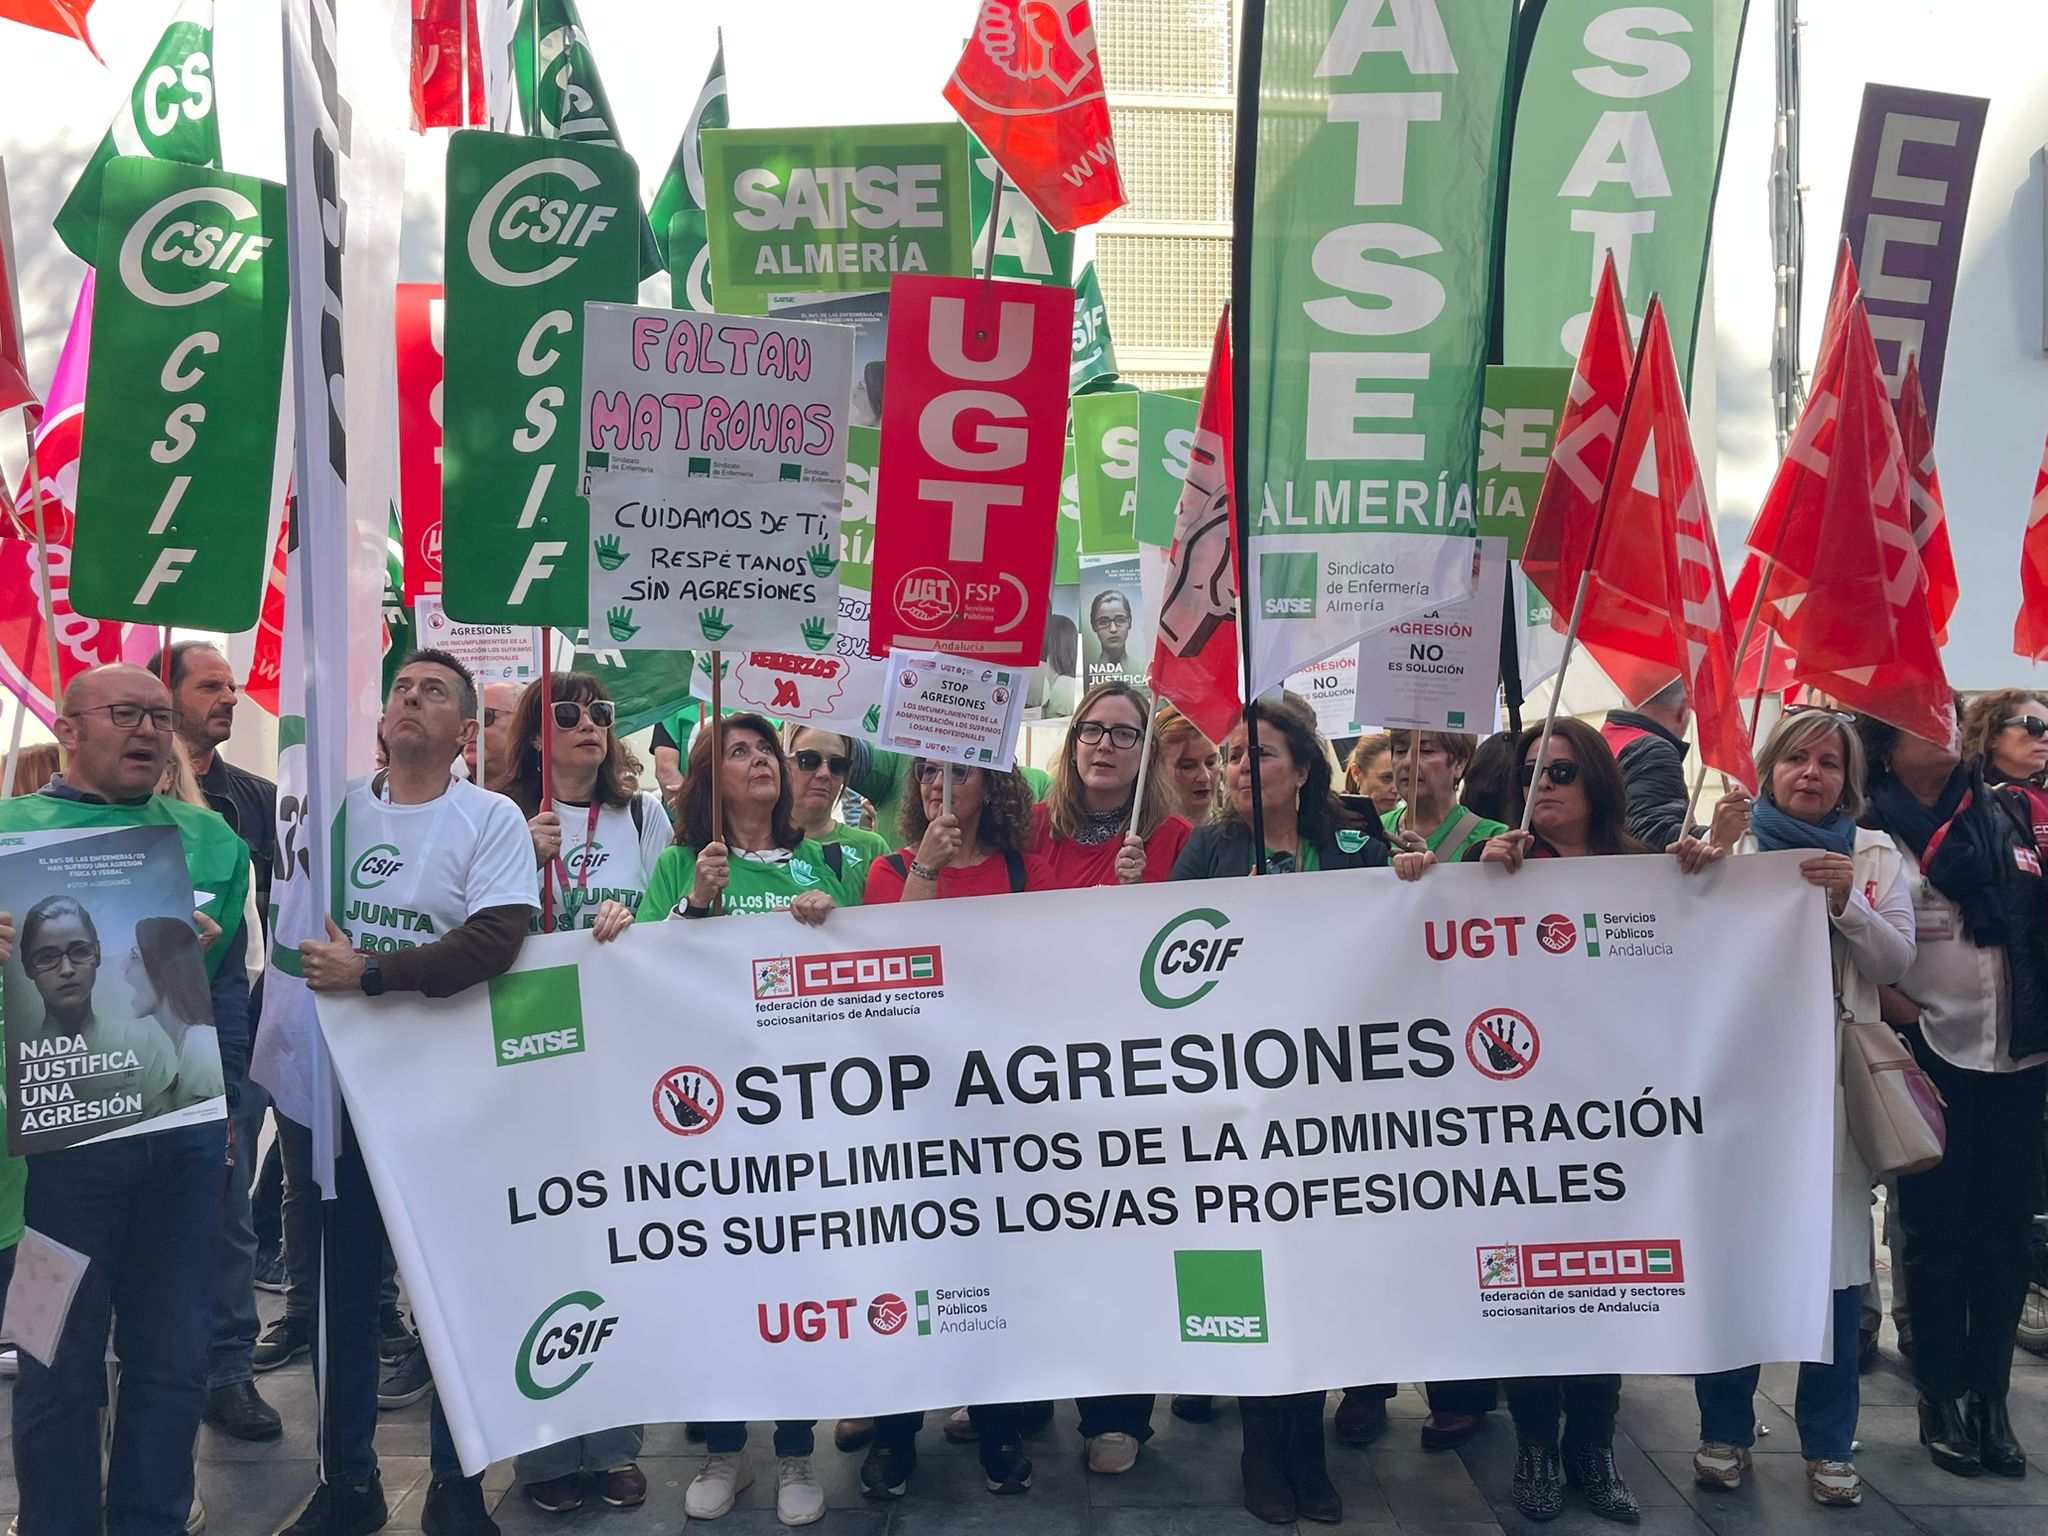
[878,650,1026,769]
[1354,537,1508,734]
[324,854,1836,1474]
[413,596,538,685]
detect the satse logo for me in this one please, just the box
[515,1290,619,1400]
[117,185,271,309]
[1140,909,1241,1009]
[1175,1250,1269,1344]
[466,157,619,289]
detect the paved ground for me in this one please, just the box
[2,1270,2045,1534]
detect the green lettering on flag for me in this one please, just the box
[53,0,220,265]
[1478,366,1572,558]
[970,141,1074,286]
[490,966,586,1067]
[1137,392,1199,548]
[648,37,728,307]
[840,426,879,593]
[71,158,286,628]
[1070,261,1118,393]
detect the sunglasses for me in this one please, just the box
[2003,715,2048,739]
[1518,760,1581,789]
[1075,720,1143,749]
[552,700,616,730]
[793,749,851,776]
[914,762,976,785]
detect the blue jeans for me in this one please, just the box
[1694,1285,1862,1460]
[15,1121,226,1536]
[209,1076,272,1389]
[514,1425,646,1481]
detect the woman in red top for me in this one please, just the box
[1029,682,1191,888]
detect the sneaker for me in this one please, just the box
[253,1245,288,1293]
[684,1453,755,1519]
[1512,1444,1563,1522]
[421,1476,498,1536]
[521,1474,583,1514]
[1087,1431,1140,1474]
[982,1438,1034,1496]
[1693,1441,1751,1490]
[860,1441,916,1500]
[276,1475,389,1536]
[380,1313,417,1364]
[776,1456,826,1527]
[377,1337,432,1410]
[834,1417,875,1451]
[254,1315,313,1373]
[944,1405,978,1443]
[594,1465,646,1508]
[1807,1458,1862,1507]
[1565,1444,1641,1525]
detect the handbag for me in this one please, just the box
[1836,955,1947,1177]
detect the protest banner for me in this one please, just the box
[700,125,976,316]
[1069,260,1117,393]
[1354,536,1508,733]
[440,129,639,627]
[414,595,540,686]
[71,159,289,630]
[410,0,484,129]
[877,649,1026,768]
[1241,0,1511,696]
[1284,653,1359,739]
[870,274,1074,665]
[578,303,854,655]
[1502,0,1749,377]
[323,852,1835,1473]
[1079,554,1146,691]
[971,142,1074,287]
[567,638,697,736]
[1,825,224,1155]
[396,282,446,601]
[1056,439,1081,583]
[1840,84,1987,422]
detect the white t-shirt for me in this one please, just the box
[538,792,674,930]
[335,776,537,954]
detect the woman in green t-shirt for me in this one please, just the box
[787,725,893,870]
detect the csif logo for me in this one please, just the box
[515,1290,619,1400]
[350,843,405,890]
[117,185,272,309]
[466,157,620,289]
[1140,908,1242,1009]
[564,844,610,879]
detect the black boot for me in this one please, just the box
[1239,1397,1295,1525]
[1284,1394,1343,1524]
[1565,1443,1641,1524]
[1968,1392,2028,1478]
[1512,1442,1564,1521]
[1918,1394,1982,1477]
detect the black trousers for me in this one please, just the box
[1075,1394,1154,1439]
[1505,1376,1619,1449]
[1427,1379,1498,1415]
[874,1402,1049,1466]
[1897,1037,2047,1400]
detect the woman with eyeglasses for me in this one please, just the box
[1857,709,2047,1481]
[1471,718,1723,1525]
[1030,682,1191,896]
[1168,693,1431,1526]
[1687,709,1913,1509]
[786,726,892,868]
[1961,691,2048,845]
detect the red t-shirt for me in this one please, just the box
[864,846,1055,903]
[1027,802,1192,888]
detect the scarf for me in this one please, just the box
[1750,796,1857,856]
[1867,765,2010,946]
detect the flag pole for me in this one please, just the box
[707,649,724,914]
[1,694,23,797]
[21,425,64,736]
[1232,0,1267,875]
[1128,691,1159,835]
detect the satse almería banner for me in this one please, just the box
[322,853,1836,1474]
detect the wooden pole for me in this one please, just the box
[2,697,23,798]
[1127,695,1159,835]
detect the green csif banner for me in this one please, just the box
[1243,0,1514,697]
[1502,0,1749,377]
[440,130,639,628]
[71,158,287,628]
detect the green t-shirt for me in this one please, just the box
[1383,804,1508,864]
[0,791,251,1252]
[815,822,893,867]
[642,837,869,919]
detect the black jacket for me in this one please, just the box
[1169,819,1391,881]
[196,754,277,921]
[1602,711,1691,851]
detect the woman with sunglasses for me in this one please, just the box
[1472,718,1722,1525]
[1961,690,2048,845]
[1168,693,1430,1526]
[1858,709,2048,1481]
[1031,681,1191,893]
[1688,709,1912,1509]
[786,726,892,868]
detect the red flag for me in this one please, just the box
[395,283,445,600]
[1151,310,1239,744]
[1896,357,1958,645]
[2014,432,2048,663]
[0,0,99,61]
[0,162,35,424]
[245,506,290,714]
[411,0,484,130]
[943,0,1125,232]
[1522,254,1632,624]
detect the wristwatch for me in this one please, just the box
[359,954,386,997]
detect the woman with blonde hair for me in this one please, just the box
[1029,681,1191,888]
[1152,703,1219,823]
[1345,731,1399,814]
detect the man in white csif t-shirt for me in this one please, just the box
[278,649,537,1536]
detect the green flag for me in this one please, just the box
[568,637,696,735]
[382,504,412,697]
[53,0,220,264]
[511,0,661,278]
[1073,391,1139,557]
[71,158,287,629]
[1502,0,1749,376]
[647,37,728,302]
[1476,366,1572,559]
[1070,261,1118,393]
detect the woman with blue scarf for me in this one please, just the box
[1691,710,1914,1510]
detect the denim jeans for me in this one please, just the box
[209,1074,272,1389]
[514,1426,646,1481]
[1694,1284,1862,1460]
[703,1419,815,1456]
[15,1121,226,1536]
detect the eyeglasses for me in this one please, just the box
[552,700,616,730]
[914,762,976,785]
[2002,716,2048,739]
[793,750,851,776]
[65,704,174,732]
[483,707,508,728]
[1075,720,1143,749]
[26,940,99,976]
[1518,760,1581,789]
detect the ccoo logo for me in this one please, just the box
[515,1290,619,1400]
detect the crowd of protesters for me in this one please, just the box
[0,646,2042,1535]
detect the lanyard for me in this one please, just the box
[541,799,603,932]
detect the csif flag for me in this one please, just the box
[1896,356,1958,646]
[943,0,1125,232]
[647,35,727,305]
[411,0,485,129]
[1151,310,1240,746]
[52,0,218,265]
[2014,430,2048,663]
